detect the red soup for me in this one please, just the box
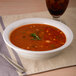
[10,24,66,51]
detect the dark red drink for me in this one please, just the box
[46,0,69,17]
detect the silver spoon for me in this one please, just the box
[0,44,26,75]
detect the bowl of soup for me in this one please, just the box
[3,18,73,59]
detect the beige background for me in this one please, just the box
[0,0,76,15]
[0,0,76,76]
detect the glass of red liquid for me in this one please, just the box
[46,0,69,21]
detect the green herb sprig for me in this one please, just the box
[31,33,41,40]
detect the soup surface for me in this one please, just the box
[10,24,66,51]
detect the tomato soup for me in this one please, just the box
[10,24,66,51]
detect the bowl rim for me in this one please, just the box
[3,18,73,54]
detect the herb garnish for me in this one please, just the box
[31,33,41,40]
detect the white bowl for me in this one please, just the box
[3,18,73,60]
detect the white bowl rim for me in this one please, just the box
[3,18,73,54]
